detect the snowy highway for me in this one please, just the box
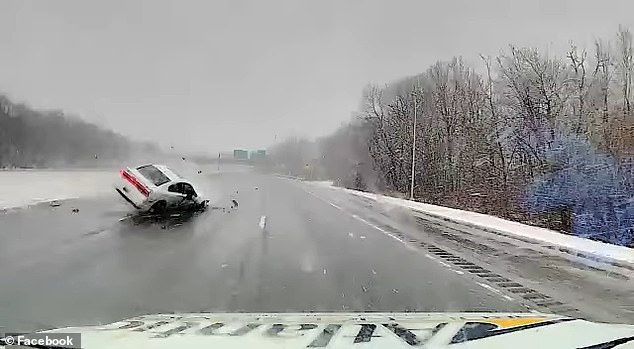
[1,167,633,332]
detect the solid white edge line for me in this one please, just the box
[477,282,501,294]
[477,281,515,302]
[329,202,342,210]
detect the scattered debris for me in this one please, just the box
[197,170,202,174]
[181,157,186,161]
[371,269,377,275]
[161,225,167,229]
[255,187,259,190]
[392,288,399,294]
[362,286,368,293]
[348,232,354,238]
[231,199,239,208]
[71,208,79,213]
[170,146,174,149]
[49,201,61,207]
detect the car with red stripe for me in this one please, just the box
[115,164,208,213]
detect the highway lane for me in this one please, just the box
[0,170,527,333]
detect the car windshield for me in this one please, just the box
[2,1,634,346]
[136,165,171,186]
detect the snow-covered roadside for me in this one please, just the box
[309,181,634,266]
[0,170,117,210]
[0,164,226,210]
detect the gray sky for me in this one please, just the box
[0,0,633,152]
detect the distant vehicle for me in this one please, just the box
[115,164,208,213]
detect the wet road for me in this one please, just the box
[0,170,529,332]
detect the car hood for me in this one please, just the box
[34,312,634,348]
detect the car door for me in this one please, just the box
[166,183,187,207]
[180,183,198,207]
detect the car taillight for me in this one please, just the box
[120,169,150,197]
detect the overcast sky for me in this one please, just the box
[0,0,633,152]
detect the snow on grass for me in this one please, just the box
[311,182,634,266]
[0,170,117,209]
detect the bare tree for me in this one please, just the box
[566,44,589,133]
[593,38,614,150]
[616,25,633,116]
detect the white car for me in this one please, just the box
[115,164,208,213]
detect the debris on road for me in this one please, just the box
[362,286,368,293]
[197,170,202,174]
[371,269,377,275]
[392,288,399,294]
[71,208,79,213]
[231,199,239,208]
[49,201,61,207]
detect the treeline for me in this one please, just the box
[271,26,634,246]
[0,95,158,168]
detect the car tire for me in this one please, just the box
[149,200,167,214]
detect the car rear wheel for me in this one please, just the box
[149,200,167,214]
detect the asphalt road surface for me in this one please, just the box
[0,168,631,333]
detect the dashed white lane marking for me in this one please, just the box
[259,216,267,230]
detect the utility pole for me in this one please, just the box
[410,78,419,200]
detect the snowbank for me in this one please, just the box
[312,182,634,266]
[0,170,117,209]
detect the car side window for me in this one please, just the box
[181,183,197,198]
[167,183,181,193]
